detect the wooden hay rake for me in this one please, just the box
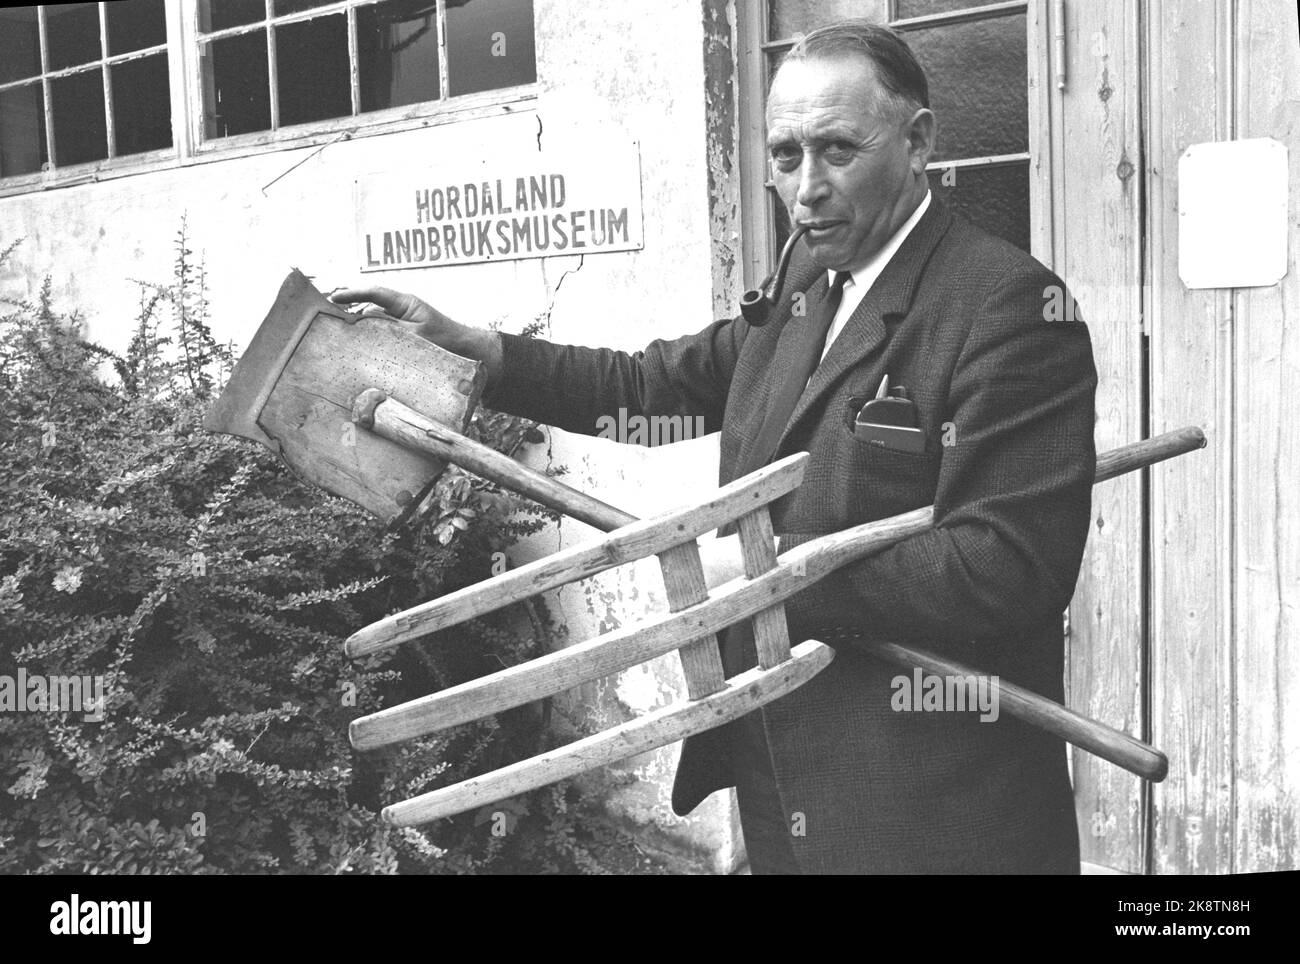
[345,392,1203,826]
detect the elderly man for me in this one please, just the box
[335,20,1097,874]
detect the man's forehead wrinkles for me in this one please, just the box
[766,114,868,146]
[768,94,871,117]
[766,98,880,136]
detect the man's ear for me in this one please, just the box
[904,108,936,174]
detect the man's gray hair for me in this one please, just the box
[780,19,930,123]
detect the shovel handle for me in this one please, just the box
[354,389,635,531]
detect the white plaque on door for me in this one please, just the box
[1179,138,1288,290]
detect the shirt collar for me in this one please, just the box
[828,189,932,292]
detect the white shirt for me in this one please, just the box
[818,190,932,363]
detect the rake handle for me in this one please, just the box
[356,388,1199,782]
[871,642,1168,781]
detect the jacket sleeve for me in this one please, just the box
[481,317,748,439]
[779,263,1098,652]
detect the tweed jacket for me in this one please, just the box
[483,198,1098,873]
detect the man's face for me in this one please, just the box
[766,55,932,272]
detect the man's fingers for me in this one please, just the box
[326,285,450,333]
[329,285,399,309]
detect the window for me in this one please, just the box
[196,0,536,140]
[741,0,1035,278]
[894,1,1030,251]
[0,0,537,192]
[0,2,172,178]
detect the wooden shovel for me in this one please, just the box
[203,270,485,524]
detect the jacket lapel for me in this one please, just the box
[775,197,954,456]
[760,268,829,423]
[731,256,826,477]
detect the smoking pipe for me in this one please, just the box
[739,224,809,327]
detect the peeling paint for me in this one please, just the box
[703,0,741,318]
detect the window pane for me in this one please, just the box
[896,0,984,18]
[51,69,107,165]
[203,32,271,137]
[927,161,1029,251]
[275,14,350,125]
[112,53,172,155]
[46,2,102,71]
[0,83,47,177]
[0,6,42,84]
[106,0,168,55]
[446,0,536,97]
[768,0,874,41]
[358,0,441,112]
[905,13,1027,162]
[198,0,266,33]
[273,0,335,14]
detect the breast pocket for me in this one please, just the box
[849,441,942,521]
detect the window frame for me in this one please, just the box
[736,0,1053,286]
[0,0,538,199]
[0,3,176,188]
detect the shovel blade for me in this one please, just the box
[204,270,484,523]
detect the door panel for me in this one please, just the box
[1050,0,1148,874]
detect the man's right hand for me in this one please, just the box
[329,285,504,387]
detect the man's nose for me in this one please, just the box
[795,155,831,209]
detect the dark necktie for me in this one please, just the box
[739,270,850,477]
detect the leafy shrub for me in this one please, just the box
[0,227,656,874]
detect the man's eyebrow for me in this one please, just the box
[766,124,863,148]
